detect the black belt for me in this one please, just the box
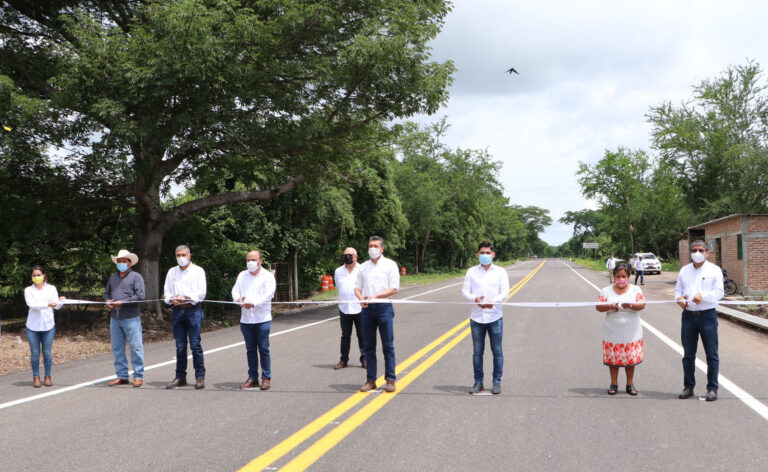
[176,303,195,309]
[683,308,716,315]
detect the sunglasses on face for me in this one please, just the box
[691,248,706,253]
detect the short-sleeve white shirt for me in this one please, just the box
[163,263,207,304]
[231,268,276,324]
[335,264,362,314]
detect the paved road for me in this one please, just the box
[1,259,767,471]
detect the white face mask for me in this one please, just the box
[176,257,189,267]
[247,260,260,272]
[368,247,382,260]
[691,251,707,264]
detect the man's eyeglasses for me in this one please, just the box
[691,248,707,253]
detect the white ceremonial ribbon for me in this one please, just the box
[58,298,768,308]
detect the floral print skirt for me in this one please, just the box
[602,338,644,367]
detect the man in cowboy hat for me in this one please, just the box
[105,249,146,387]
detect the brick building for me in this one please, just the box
[678,214,768,296]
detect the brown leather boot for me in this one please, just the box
[43,376,52,387]
[33,376,41,388]
[240,379,259,389]
[382,380,396,393]
[260,378,271,390]
[359,380,377,392]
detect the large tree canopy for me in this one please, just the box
[1,0,455,304]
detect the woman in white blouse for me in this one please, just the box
[24,266,64,388]
[596,264,646,396]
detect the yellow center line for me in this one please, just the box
[281,327,472,471]
[239,261,544,471]
[505,259,546,303]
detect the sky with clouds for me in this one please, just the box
[410,0,768,246]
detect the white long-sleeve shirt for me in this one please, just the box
[606,257,616,270]
[634,259,645,271]
[24,283,62,331]
[335,264,362,315]
[354,256,400,299]
[231,268,276,324]
[674,261,724,311]
[461,264,510,323]
[163,263,207,305]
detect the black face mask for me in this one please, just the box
[342,254,355,265]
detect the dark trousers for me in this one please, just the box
[361,303,396,381]
[172,305,205,379]
[241,321,271,380]
[339,311,365,364]
[681,309,719,391]
[634,270,644,285]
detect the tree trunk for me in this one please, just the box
[134,222,165,319]
[417,228,430,273]
[293,248,299,301]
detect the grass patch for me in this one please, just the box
[571,258,607,271]
[400,270,465,285]
[309,289,338,301]
[662,259,680,272]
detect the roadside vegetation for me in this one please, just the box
[555,62,768,263]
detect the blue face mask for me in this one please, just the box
[116,262,128,272]
[478,254,493,266]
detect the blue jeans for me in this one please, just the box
[339,310,365,364]
[681,309,719,390]
[634,270,644,285]
[26,327,55,377]
[172,305,206,379]
[240,321,271,380]
[471,318,503,384]
[361,303,396,381]
[110,317,144,379]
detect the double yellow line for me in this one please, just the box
[240,259,546,471]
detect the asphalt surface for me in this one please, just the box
[1,259,767,471]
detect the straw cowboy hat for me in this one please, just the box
[110,249,139,265]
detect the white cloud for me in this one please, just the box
[410,0,768,245]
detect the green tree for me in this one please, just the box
[576,148,650,254]
[1,0,454,304]
[648,61,768,219]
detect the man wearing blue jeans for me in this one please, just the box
[461,242,510,394]
[105,249,146,388]
[163,245,207,390]
[675,240,724,402]
[355,236,400,393]
[232,250,276,390]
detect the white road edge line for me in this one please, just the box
[1,265,533,412]
[560,259,768,422]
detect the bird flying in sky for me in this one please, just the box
[506,67,519,75]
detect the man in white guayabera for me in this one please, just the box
[675,240,724,402]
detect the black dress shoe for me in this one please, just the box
[705,390,717,401]
[679,386,694,399]
[165,378,187,389]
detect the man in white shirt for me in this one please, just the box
[606,254,616,283]
[675,240,724,401]
[633,255,645,285]
[355,236,400,393]
[461,242,510,394]
[232,250,276,390]
[163,245,207,390]
[333,247,365,370]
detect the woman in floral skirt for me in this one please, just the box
[596,263,646,395]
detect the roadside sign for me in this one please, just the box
[583,242,599,249]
